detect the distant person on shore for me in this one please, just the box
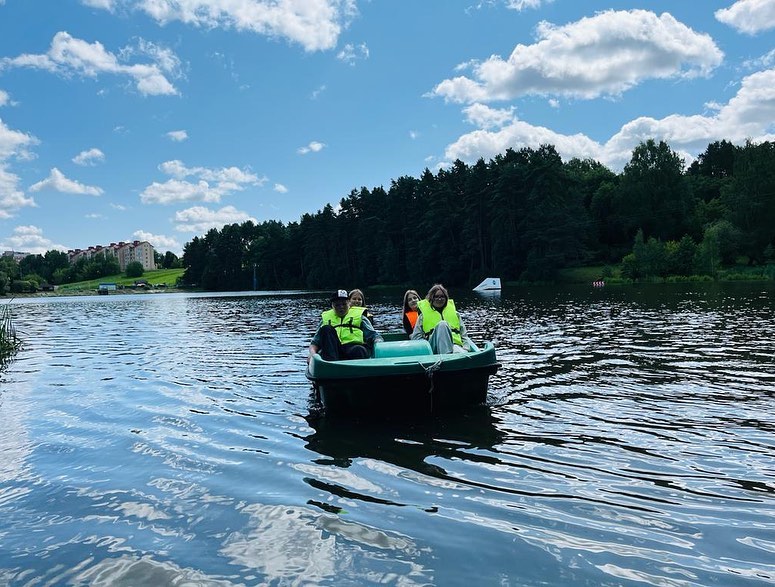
[348,288,376,325]
[308,289,383,363]
[411,284,474,354]
[402,289,420,336]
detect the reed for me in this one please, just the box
[0,304,22,363]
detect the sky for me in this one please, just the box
[0,0,774,257]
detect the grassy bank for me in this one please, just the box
[556,264,775,285]
[55,268,186,293]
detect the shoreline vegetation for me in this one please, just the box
[8,263,773,299]
[0,304,22,364]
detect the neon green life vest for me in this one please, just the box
[417,298,463,346]
[321,306,365,345]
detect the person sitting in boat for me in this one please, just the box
[308,289,383,363]
[402,289,420,336]
[348,288,375,325]
[411,284,474,354]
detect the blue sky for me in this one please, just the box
[0,0,773,256]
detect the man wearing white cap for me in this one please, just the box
[308,289,383,362]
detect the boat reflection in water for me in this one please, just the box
[303,406,505,498]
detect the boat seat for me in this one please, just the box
[373,340,433,358]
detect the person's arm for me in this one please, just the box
[458,316,476,351]
[410,313,424,340]
[360,316,383,345]
[308,322,323,363]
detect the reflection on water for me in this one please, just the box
[0,284,774,586]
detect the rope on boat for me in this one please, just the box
[423,358,443,412]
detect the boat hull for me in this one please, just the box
[307,342,499,416]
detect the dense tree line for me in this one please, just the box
[6,139,772,294]
[178,139,774,290]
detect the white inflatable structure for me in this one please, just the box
[473,277,501,292]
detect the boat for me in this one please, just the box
[306,333,500,416]
[473,277,501,292]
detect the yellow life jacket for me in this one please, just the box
[417,298,463,346]
[321,306,365,345]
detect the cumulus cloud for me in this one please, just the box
[141,160,266,204]
[0,225,68,254]
[73,148,105,166]
[274,183,288,193]
[297,141,325,154]
[463,103,515,129]
[29,168,104,195]
[0,31,180,96]
[132,229,181,252]
[431,10,723,103]
[166,130,188,141]
[0,166,36,219]
[173,205,257,233]
[337,42,369,65]
[715,0,775,34]
[0,90,9,107]
[94,0,358,52]
[443,67,775,171]
[0,118,39,217]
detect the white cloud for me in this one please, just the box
[0,119,39,217]
[0,31,180,96]
[443,67,775,171]
[73,148,105,166]
[336,42,369,65]
[715,0,775,34]
[141,160,266,204]
[119,0,358,52]
[409,130,419,140]
[274,183,288,193]
[505,0,551,11]
[173,205,257,233]
[0,225,68,254]
[85,213,106,219]
[431,10,723,103]
[0,166,36,219]
[463,103,515,129]
[0,118,38,161]
[0,90,9,107]
[297,141,325,154]
[132,229,181,252]
[111,203,127,211]
[81,0,115,9]
[29,168,104,196]
[166,130,188,141]
[311,85,326,99]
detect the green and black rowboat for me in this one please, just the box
[306,333,500,415]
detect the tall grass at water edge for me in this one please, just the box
[0,304,22,364]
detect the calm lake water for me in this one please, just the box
[1,283,774,586]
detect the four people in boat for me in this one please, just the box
[308,289,383,363]
[402,289,420,335]
[411,284,475,354]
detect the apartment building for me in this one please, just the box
[67,240,156,271]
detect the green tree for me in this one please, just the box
[617,139,691,242]
[126,261,144,278]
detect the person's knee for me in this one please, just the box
[347,345,368,359]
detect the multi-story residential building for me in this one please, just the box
[2,250,32,262]
[67,241,156,271]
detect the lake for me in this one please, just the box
[1,283,774,586]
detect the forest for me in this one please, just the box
[180,139,775,290]
[2,138,773,294]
